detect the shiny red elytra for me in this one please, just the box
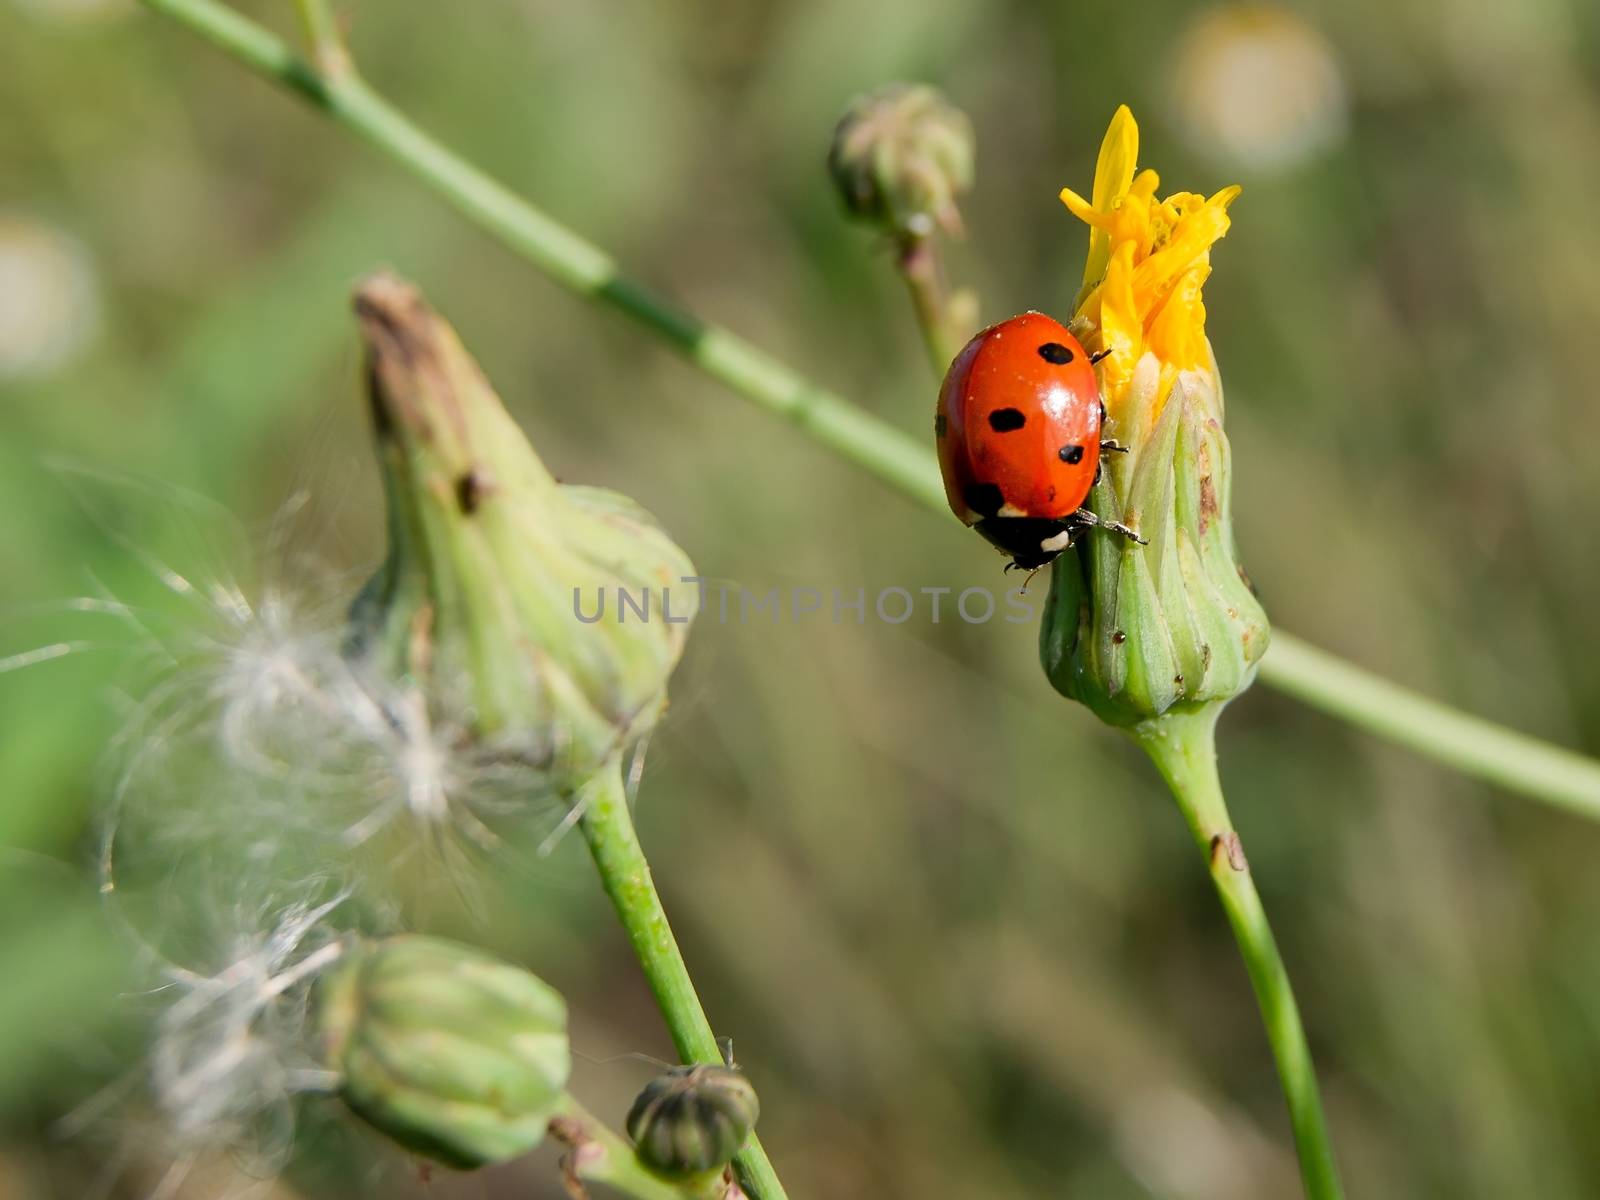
[936,311,1139,570]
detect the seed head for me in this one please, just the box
[346,274,696,797]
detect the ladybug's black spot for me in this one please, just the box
[934,412,948,438]
[1059,444,1085,464]
[963,482,1006,518]
[987,407,1027,433]
[1038,342,1075,364]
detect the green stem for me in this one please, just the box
[290,0,348,76]
[1261,632,1600,822]
[894,235,961,374]
[137,0,1600,823]
[1132,705,1344,1200]
[141,0,938,510]
[577,764,787,1200]
[551,1094,705,1200]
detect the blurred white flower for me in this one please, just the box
[1114,1085,1290,1200]
[0,215,102,379]
[1170,5,1348,173]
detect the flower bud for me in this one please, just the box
[1040,107,1268,726]
[315,935,571,1169]
[1041,357,1268,725]
[345,274,695,786]
[625,1064,760,1182]
[827,83,974,240]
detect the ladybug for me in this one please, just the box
[936,311,1143,571]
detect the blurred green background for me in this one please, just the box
[5,0,1600,1196]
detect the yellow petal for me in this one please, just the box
[1207,184,1243,209]
[1059,186,1112,231]
[1061,105,1239,436]
[1081,105,1140,290]
[1113,173,1161,262]
[1146,264,1212,376]
[1096,242,1143,418]
[1130,202,1232,303]
[1129,169,1162,200]
[1093,105,1140,213]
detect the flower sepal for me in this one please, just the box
[1041,353,1267,726]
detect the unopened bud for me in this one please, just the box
[625,1064,760,1182]
[316,935,570,1168]
[828,83,974,240]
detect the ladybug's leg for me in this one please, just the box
[1099,439,1129,454]
[1068,506,1147,545]
[1004,561,1048,591]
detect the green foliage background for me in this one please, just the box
[3,0,1600,1196]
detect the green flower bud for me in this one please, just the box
[345,274,695,785]
[315,935,571,1169]
[827,83,974,240]
[625,1064,760,1182]
[1040,358,1268,726]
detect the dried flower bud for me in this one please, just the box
[625,1064,760,1182]
[1040,107,1268,725]
[345,274,695,788]
[315,935,570,1169]
[828,83,974,240]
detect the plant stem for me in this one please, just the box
[1132,705,1344,1200]
[894,235,961,373]
[139,0,943,502]
[1261,632,1600,821]
[550,1094,702,1200]
[136,0,1600,822]
[290,0,348,77]
[576,764,786,1200]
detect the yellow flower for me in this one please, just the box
[1041,105,1266,726]
[1059,105,1240,433]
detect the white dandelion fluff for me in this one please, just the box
[144,892,348,1158]
[52,465,577,915]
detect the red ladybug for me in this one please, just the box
[936,311,1142,570]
